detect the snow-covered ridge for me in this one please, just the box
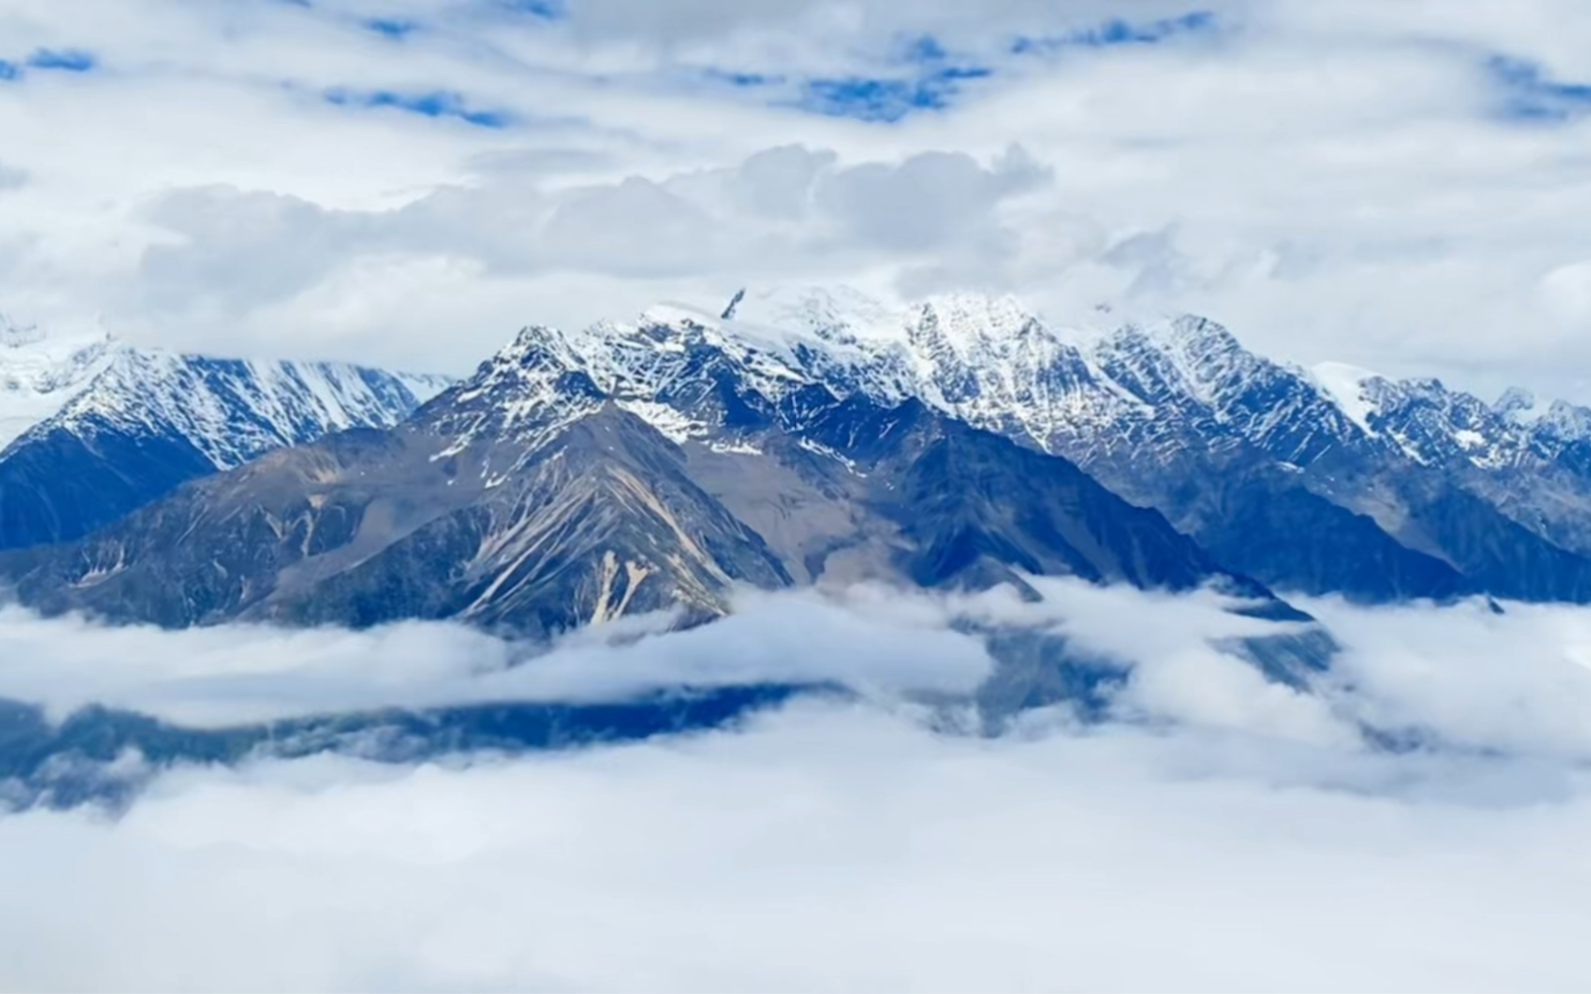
[31,349,453,468]
[0,318,117,449]
[444,284,1591,486]
[441,286,1340,463]
[0,315,454,472]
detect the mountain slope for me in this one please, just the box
[0,348,450,550]
[529,293,1469,602]
[0,316,115,449]
[0,324,1291,634]
[0,404,791,634]
[667,288,1591,605]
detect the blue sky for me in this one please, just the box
[1488,54,1591,121]
[1,0,1590,403]
[323,87,514,128]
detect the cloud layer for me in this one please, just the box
[2,0,1591,400]
[4,700,1591,992]
[4,580,1591,988]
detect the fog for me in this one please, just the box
[4,580,1591,991]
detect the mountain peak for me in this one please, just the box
[914,291,1040,346]
[0,318,121,449]
[1147,314,1244,356]
[720,285,897,344]
[1495,386,1548,424]
[1310,362,1383,435]
[0,313,44,348]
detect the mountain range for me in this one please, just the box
[6,286,1591,643]
[0,319,451,551]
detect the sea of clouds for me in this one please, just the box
[4,579,1591,991]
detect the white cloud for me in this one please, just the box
[93,143,1052,366]
[3,700,1591,991]
[1305,595,1591,758]
[7,581,1591,987]
[1,0,1590,400]
[0,586,994,727]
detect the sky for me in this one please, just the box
[1,0,1591,402]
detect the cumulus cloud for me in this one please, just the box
[2,0,1591,400]
[1304,595,1591,759]
[12,576,1591,757]
[104,143,1052,366]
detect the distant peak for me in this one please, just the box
[1495,386,1547,424]
[722,285,896,340]
[918,291,1035,327]
[0,311,118,355]
[0,313,44,348]
[1311,361,1381,387]
[639,301,722,330]
[1310,362,1385,435]
[1161,314,1242,351]
[505,323,560,353]
[1403,376,1447,397]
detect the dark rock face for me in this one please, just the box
[0,685,823,811]
[0,386,1279,636]
[0,424,217,553]
[0,409,794,635]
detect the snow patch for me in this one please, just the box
[616,400,705,444]
[1311,362,1383,435]
[709,439,762,456]
[0,323,118,450]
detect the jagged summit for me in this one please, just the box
[412,286,1591,603]
[41,349,453,470]
[1495,386,1548,424]
[0,338,452,550]
[450,288,1591,478]
[0,316,119,449]
[20,281,1591,664]
[0,313,44,348]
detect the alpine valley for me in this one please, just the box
[7,286,1591,648]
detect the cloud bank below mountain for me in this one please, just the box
[4,581,1591,989]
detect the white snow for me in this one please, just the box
[4,335,449,469]
[1310,362,1383,435]
[408,287,1591,496]
[723,285,903,344]
[709,439,762,455]
[616,400,704,443]
[0,319,117,450]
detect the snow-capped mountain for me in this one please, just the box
[0,301,1308,654]
[30,347,453,471]
[401,285,1591,605]
[11,282,1591,646]
[0,314,116,449]
[0,341,451,550]
[390,291,1441,601]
